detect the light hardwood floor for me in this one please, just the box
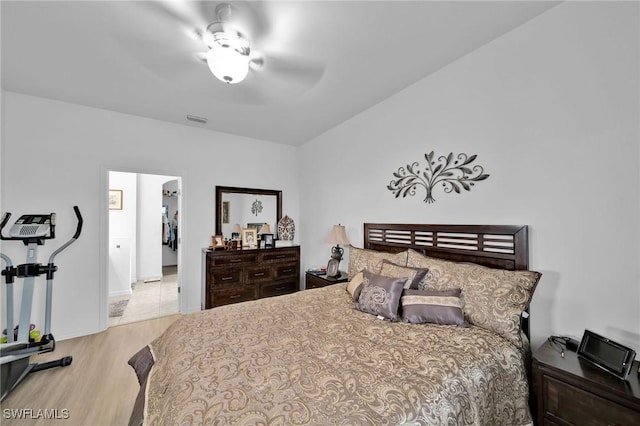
[1,315,180,425]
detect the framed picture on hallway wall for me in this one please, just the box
[109,189,123,210]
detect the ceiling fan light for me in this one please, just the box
[206,44,250,84]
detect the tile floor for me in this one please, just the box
[108,265,179,327]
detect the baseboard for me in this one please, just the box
[109,289,132,298]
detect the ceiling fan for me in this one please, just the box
[201,3,252,84]
[132,1,324,94]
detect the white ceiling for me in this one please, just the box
[1,1,558,145]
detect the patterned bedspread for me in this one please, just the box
[141,284,532,425]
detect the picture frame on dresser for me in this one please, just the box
[326,258,340,278]
[212,235,225,250]
[242,228,257,248]
[262,234,274,248]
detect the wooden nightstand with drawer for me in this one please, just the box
[532,339,640,425]
[305,271,348,289]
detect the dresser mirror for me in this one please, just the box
[215,186,282,239]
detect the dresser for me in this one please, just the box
[532,339,640,425]
[202,246,300,309]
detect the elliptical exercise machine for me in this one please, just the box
[0,206,83,402]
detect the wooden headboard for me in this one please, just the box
[364,223,529,271]
[364,223,532,338]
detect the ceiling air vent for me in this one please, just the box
[186,115,208,124]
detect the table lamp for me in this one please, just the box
[325,224,350,278]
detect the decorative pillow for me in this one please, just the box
[355,270,407,321]
[347,246,408,280]
[380,260,428,289]
[401,288,467,326]
[406,249,541,348]
[346,271,364,301]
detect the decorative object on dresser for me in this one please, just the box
[202,246,300,309]
[277,214,295,241]
[532,339,640,425]
[306,270,348,289]
[325,224,350,278]
[387,151,490,204]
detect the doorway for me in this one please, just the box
[107,171,181,327]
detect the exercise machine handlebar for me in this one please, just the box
[72,206,83,239]
[48,206,83,264]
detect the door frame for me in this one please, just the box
[100,166,184,330]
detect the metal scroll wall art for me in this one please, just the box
[388,151,489,204]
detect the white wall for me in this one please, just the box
[108,171,137,296]
[137,173,174,281]
[1,92,300,339]
[300,2,640,351]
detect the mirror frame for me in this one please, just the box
[215,186,283,236]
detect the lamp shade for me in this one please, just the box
[325,224,350,246]
[258,223,272,234]
[232,224,242,233]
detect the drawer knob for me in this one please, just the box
[276,286,286,291]
[282,268,292,273]
[254,272,265,277]
[276,255,286,259]
[221,276,233,281]
[230,294,241,299]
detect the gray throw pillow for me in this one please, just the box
[355,270,407,321]
[401,288,468,326]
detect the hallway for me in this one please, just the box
[108,265,178,327]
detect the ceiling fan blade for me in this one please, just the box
[190,1,273,40]
[231,1,272,40]
[110,30,205,82]
[256,52,325,90]
[145,0,210,30]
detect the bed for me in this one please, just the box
[128,223,541,425]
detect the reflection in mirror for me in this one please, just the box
[215,186,282,238]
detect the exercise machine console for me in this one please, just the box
[0,206,82,401]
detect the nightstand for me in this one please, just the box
[305,271,348,289]
[532,339,640,425]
